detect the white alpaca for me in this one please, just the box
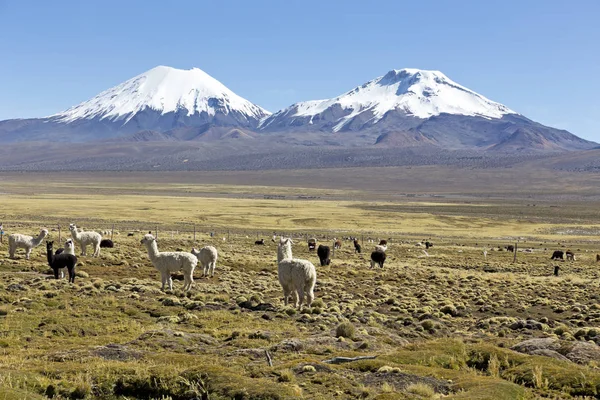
[62,239,76,256]
[141,234,197,291]
[191,246,218,277]
[375,244,387,252]
[69,224,102,257]
[8,229,48,259]
[277,237,317,309]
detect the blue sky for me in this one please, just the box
[1,0,599,141]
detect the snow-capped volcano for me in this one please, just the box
[0,66,270,142]
[261,68,516,132]
[53,66,269,125]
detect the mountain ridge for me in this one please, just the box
[0,66,596,154]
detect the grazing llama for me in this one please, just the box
[191,246,219,277]
[100,239,114,248]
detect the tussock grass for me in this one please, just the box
[1,181,600,398]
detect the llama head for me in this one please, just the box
[69,224,77,232]
[46,241,54,250]
[279,237,293,245]
[40,229,49,238]
[140,234,155,245]
[65,239,74,251]
[277,237,294,262]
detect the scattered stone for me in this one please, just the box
[512,338,600,365]
[7,284,26,292]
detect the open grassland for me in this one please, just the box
[1,176,600,399]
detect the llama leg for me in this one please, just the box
[184,273,192,291]
[69,267,75,283]
[210,262,215,277]
[305,286,315,307]
[282,288,290,306]
[25,247,32,260]
[160,272,168,291]
[168,276,173,291]
[188,273,194,290]
[295,289,303,309]
[53,268,59,280]
[60,269,65,279]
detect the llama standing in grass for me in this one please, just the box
[69,224,102,257]
[46,241,77,282]
[141,234,197,291]
[191,246,218,277]
[8,229,48,259]
[317,244,331,266]
[370,250,387,268]
[277,237,317,309]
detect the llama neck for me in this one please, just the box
[277,243,293,264]
[145,241,160,260]
[33,233,46,246]
[70,229,81,240]
[46,249,54,266]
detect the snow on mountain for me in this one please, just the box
[261,68,516,132]
[52,66,270,124]
[0,66,595,154]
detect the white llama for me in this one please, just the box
[277,237,317,309]
[191,246,218,277]
[141,234,197,291]
[69,224,102,257]
[8,229,48,259]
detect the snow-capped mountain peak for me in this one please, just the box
[52,66,270,124]
[261,68,516,132]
